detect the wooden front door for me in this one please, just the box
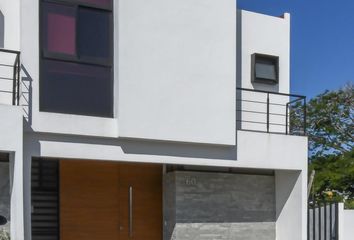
[60,160,162,240]
[119,164,162,240]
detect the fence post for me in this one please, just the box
[335,203,339,240]
[313,203,316,240]
[16,53,20,105]
[285,102,289,135]
[307,206,310,240]
[330,203,333,240]
[12,55,18,106]
[267,93,270,133]
[324,202,327,240]
[319,203,322,240]
[303,97,307,135]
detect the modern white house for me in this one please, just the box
[0,0,308,239]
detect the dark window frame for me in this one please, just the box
[39,0,114,117]
[251,53,279,84]
[42,0,113,12]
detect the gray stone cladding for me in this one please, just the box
[163,171,276,240]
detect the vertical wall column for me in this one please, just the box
[275,170,307,240]
[10,151,25,240]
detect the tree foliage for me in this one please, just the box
[307,83,353,157]
[309,148,354,207]
[306,83,354,208]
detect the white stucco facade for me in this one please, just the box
[117,0,236,145]
[338,204,354,240]
[0,0,308,240]
[0,0,20,105]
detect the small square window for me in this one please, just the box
[252,54,279,84]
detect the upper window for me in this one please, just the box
[40,0,113,118]
[43,2,76,56]
[252,54,279,84]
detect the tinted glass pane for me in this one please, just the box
[78,8,111,60]
[79,0,112,8]
[43,2,76,55]
[40,60,113,117]
[255,59,277,81]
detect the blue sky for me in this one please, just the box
[238,0,354,98]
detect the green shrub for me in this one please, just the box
[345,199,354,209]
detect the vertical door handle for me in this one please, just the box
[129,186,133,238]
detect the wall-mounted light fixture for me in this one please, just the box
[0,215,7,225]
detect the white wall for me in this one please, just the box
[340,207,354,240]
[237,130,307,170]
[22,130,307,240]
[24,130,307,172]
[0,9,4,48]
[239,10,290,92]
[0,0,20,50]
[238,10,291,133]
[0,51,17,105]
[275,170,307,240]
[0,105,24,240]
[0,0,20,105]
[21,0,237,145]
[118,0,236,145]
[2,1,307,239]
[21,0,118,137]
[19,1,294,144]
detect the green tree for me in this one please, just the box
[309,149,354,208]
[307,83,353,157]
[305,83,354,208]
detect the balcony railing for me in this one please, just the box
[236,87,306,136]
[0,49,20,106]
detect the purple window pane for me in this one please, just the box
[43,2,76,55]
[79,0,112,8]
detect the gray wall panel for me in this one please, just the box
[163,171,276,240]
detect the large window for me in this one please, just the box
[40,0,113,117]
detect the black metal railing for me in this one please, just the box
[0,48,21,105]
[308,202,339,240]
[236,87,306,135]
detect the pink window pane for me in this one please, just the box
[79,0,112,8]
[44,3,76,55]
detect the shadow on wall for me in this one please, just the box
[0,11,4,48]
[22,65,33,125]
[275,170,300,221]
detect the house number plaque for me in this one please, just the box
[185,177,197,186]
